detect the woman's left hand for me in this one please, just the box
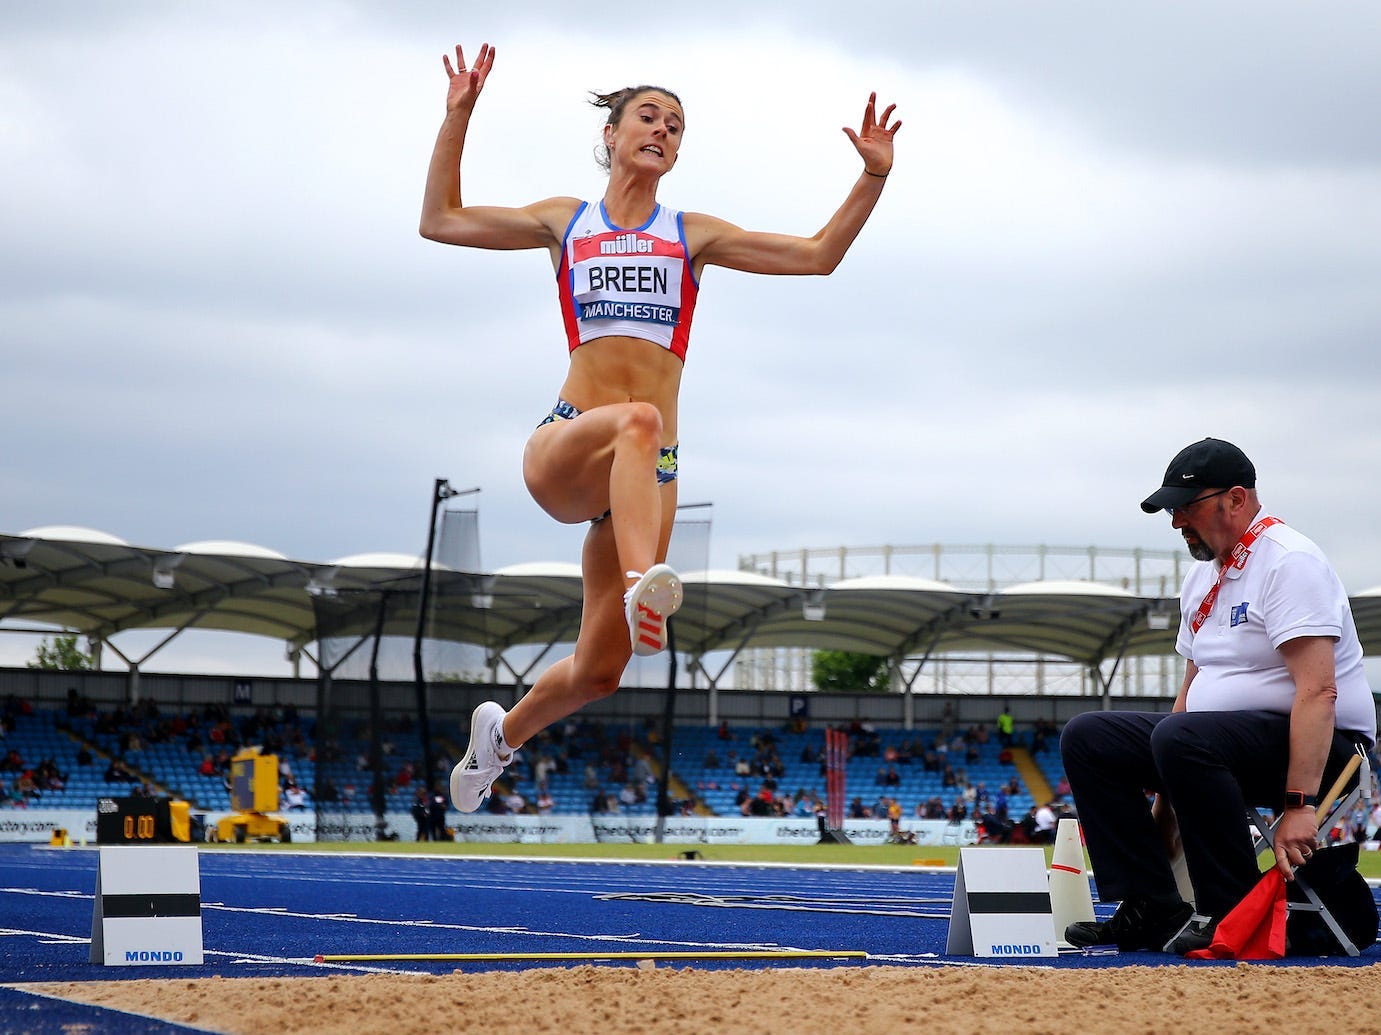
[843,93,901,177]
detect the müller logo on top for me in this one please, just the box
[599,233,654,255]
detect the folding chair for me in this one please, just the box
[1246,744,1373,956]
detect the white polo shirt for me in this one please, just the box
[1176,508,1375,742]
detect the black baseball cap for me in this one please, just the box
[1140,437,1256,514]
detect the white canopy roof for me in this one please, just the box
[4,528,1379,675]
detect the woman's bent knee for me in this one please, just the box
[618,403,663,448]
[575,666,623,703]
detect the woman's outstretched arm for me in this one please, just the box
[419,43,573,252]
[688,93,901,276]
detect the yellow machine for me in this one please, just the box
[212,748,292,843]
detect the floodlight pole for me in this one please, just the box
[412,478,476,801]
[653,500,712,842]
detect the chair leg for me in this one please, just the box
[1286,875,1361,957]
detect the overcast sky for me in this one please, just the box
[4,2,1380,675]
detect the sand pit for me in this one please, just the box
[27,961,1381,1034]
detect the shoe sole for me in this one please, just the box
[627,564,684,656]
[450,702,505,813]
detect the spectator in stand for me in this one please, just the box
[750,786,774,817]
[997,706,1015,748]
[64,688,83,717]
[104,758,138,784]
[198,755,216,777]
[36,759,65,791]
[537,787,554,815]
[283,783,308,811]
[428,785,450,840]
[3,695,33,720]
[411,789,431,840]
[16,770,40,802]
[534,752,555,787]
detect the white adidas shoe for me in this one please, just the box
[624,564,683,656]
[449,701,512,813]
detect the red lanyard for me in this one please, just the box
[1189,516,1283,634]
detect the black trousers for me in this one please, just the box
[1060,709,1363,920]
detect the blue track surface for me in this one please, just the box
[2,843,1378,1030]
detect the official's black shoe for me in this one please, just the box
[1065,897,1194,951]
[1163,913,1218,954]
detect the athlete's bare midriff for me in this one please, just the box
[556,336,684,442]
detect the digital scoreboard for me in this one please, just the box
[96,796,190,843]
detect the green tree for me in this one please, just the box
[811,649,888,692]
[28,634,93,671]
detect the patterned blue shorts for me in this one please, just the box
[538,399,678,485]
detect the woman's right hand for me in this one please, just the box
[442,43,494,114]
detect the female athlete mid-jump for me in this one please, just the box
[420,42,900,812]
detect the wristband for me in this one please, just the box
[864,168,888,179]
[1283,789,1317,810]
